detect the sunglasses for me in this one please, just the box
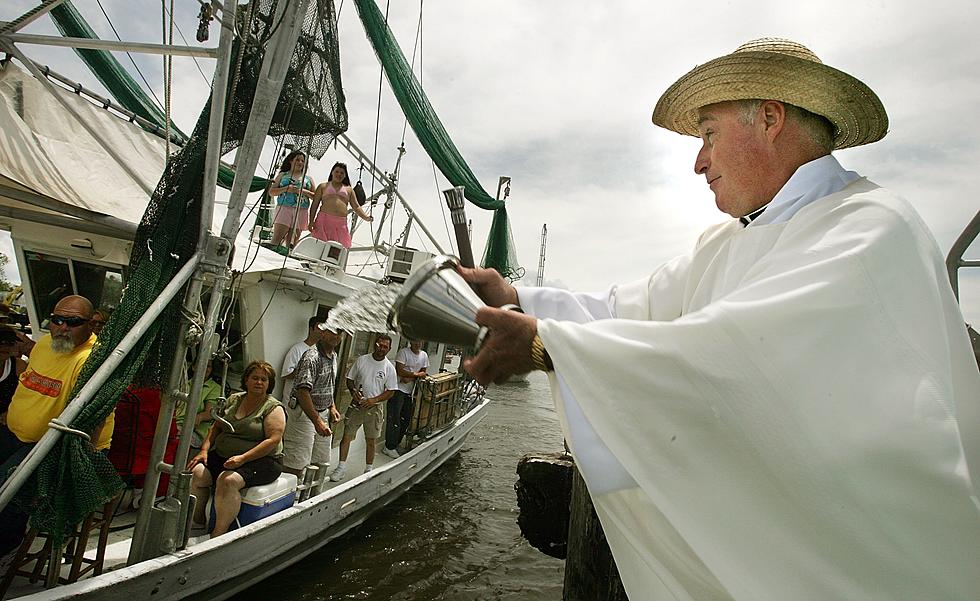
[49,314,90,328]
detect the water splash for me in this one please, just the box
[324,282,402,334]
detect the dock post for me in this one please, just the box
[515,452,628,600]
[563,466,629,601]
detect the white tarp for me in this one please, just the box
[0,61,301,274]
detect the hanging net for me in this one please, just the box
[353,0,524,281]
[13,0,348,545]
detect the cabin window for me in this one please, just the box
[23,251,124,326]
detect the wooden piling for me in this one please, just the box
[515,452,627,600]
[563,466,628,601]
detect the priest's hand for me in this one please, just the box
[457,266,519,309]
[464,307,537,385]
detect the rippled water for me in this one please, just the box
[236,371,565,601]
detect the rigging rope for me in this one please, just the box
[95,0,166,116]
[368,0,391,200]
[399,0,423,146]
[161,1,211,83]
[161,0,175,158]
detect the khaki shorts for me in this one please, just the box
[344,404,383,439]
[281,400,333,471]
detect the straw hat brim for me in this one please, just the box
[652,51,888,149]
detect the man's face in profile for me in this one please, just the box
[694,101,773,218]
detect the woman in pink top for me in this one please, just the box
[309,162,372,248]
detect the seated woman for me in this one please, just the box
[187,360,285,537]
[268,150,315,248]
[309,162,372,248]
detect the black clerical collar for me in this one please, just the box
[739,204,769,227]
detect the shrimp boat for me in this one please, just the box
[0,1,515,598]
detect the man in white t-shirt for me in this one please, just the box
[329,334,397,481]
[280,316,322,401]
[381,340,428,458]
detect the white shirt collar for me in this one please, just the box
[748,154,860,227]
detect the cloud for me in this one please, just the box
[3,0,978,315]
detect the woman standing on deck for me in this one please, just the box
[187,361,285,537]
[309,162,373,248]
[268,150,315,248]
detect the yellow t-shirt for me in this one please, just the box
[7,333,114,450]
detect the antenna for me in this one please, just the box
[536,224,547,287]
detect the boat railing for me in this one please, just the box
[0,252,203,514]
[945,209,980,303]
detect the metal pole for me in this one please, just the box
[170,269,229,477]
[0,252,202,513]
[336,133,445,253]
[3,33,218,58]
[127,273,207,564]
[130,0,310,564]
[369,145,405,248]
[945,209,980,300]
[128,0,239,563]
[200,1,238,250]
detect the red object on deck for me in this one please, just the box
[107,387,178,495]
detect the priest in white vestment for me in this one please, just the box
[461,39,980,601]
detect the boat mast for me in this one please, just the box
[129,0,317,564]
[536,224,547,287]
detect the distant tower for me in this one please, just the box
[536,224,547,286]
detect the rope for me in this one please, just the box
[433,162,455,256]
[47,419,91,442]
[161,0,175,158]
[399,0,424,146]
[368,0,392,198]
[161,1,211,83]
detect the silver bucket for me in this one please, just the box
[387,255,489,350]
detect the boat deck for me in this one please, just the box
[5,434,388,599]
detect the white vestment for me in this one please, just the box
[520,176,980,600]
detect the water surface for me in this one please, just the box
[237,371,565,600]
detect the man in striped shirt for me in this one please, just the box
[280,327,343,476]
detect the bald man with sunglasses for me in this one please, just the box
[0,295,116,562]
[2,295,114,455]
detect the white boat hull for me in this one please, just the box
[17,399,490,601]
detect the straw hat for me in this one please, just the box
[652,38,888,149]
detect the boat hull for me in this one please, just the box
[18,399,491,601]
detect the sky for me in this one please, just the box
[2,0,979,323]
